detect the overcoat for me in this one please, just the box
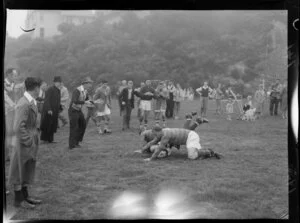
[40,85,61,134]
[8,96,39,186]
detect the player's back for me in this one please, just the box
[162,128,190,145]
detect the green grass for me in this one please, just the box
[5,99,288,219]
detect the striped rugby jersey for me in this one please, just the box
[161,128,191,146]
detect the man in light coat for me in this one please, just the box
[58,83,69,127]
[8,77,42,209]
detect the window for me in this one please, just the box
[40,28,45,38]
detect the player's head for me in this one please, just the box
[204,81,208,86]
[247,95,252,100]
[152,126,163,138]
[140,82,145,87]
[141,129,154,142]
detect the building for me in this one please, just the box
[25,10,96,39]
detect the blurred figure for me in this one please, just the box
[139,80,156,131]
[120,80,138,130]
[36,81,48,130]
[173,84,183,120]
[68,77,94,149]
[58,83,69,128]
[196,81,213,117]
[116,80,128,116]
[215,83,224,115]
[40,76,62,143]
[254,84,266,118]
[187,87,194,101]
[93,80,112,135]
[8,77,42,209]
[165,81,176,119]
[226,98,234,121]
[136,82,145,118]
[4,68,18,162]
[154,81,168,127]
[280,80,288,119]
[269,78,282,116]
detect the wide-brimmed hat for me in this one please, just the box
[53,76,62,83]
[82,77,94,84]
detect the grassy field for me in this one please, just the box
[5,99,288,219]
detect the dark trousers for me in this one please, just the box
[68,108,86,148]
[269,98,279,115]
[166,99,174,118]
[122,106,133,129]
[40,131,54,142]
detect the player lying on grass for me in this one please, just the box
[141,126,222,161]
[137,112,209,154]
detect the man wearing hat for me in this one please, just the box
[68,77,94,149]
[40,76,62,143]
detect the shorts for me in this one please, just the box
[140,100,152,111]
[186,131,202,159]
[96,104,111,117]
[154,99,166,112]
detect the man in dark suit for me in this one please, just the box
[68,77,94,149]
[40,76,62,143]
[120,80,137,131]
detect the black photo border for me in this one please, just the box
[1,0,298,222]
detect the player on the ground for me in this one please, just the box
[141,127,222,161]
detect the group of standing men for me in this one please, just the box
[116,80,186,132]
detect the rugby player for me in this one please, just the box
[143,127,222,161]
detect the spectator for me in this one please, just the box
[116,80,127,116]
[269,78,282,116]
[139,80,156,131]
[196,81,213,118]
[40,76,62,143]
[165,81,176,119]
[93,80,112,135]
[254,84,266,118]
[58,83,69,128]
[120,80,138,130]
[174,83,183,120]
[215,83,224,115]
[8,77,42,209]
[68,77,94,149]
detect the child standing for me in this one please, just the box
[226,98,234,121]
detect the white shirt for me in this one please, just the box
[60,86,69,106]
[24,91,37,106]
[128,88,132,100]
[77,85,87,99]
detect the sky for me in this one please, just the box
[6,9,28,38]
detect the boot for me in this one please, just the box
[14,190,35,209]
[22,186,42,205]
